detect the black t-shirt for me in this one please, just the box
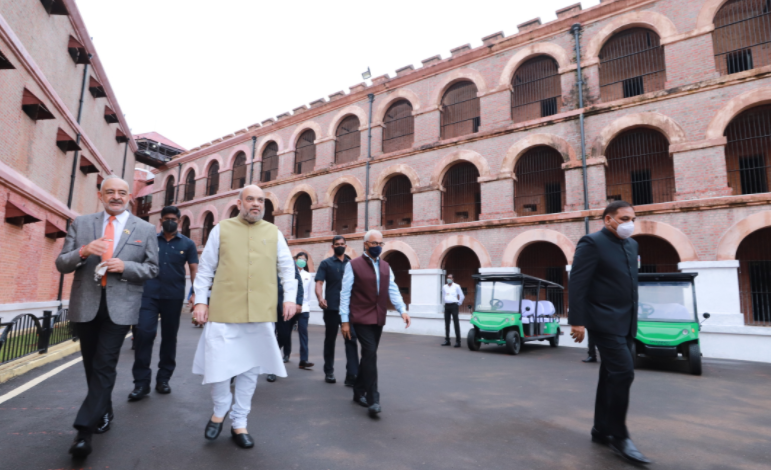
[314,255,350,311]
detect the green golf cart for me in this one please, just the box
[467,273,564,355]
[633,272,710,375]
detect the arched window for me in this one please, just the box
[382,175,413,229]
[180,216,191,238]
[738,226,771,325]
[202,212,214,246]
[382,100,414,153]
[442,246,480,313]
[335,116,361,164]
[440,81,480,139]
[511,56,562,123]
[713,0,771,75]
[164,176,175,206]
[599,28,666,102]
[605,128,674,206]
[634,235,680,273]
[517,242,568,316]
[229,206,240,218]
[384,251,411,308]
[295,130,316,175]
[292,193,313,239]
[333,184,358,234]
[264,199,275,224]
[261,142,279,182]
[725,104,771,195]
[442,162,480,224]
[206,162,220,196]
[231,152,247,190]
[514,146,565,215]
[183,170,196,202]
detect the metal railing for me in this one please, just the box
[442,162,481,224]
[0,309,77,365]
[382,100,414,153]
[713,0,771,76]
[514,146,565,215]
[295,130,316,175]
[335,116,361,164]
[333,185,358,234]
[605,128,675,205]
[599,27,666,102]
[440,81,481,140]
[511,56,562,124]
[738,226,771,326]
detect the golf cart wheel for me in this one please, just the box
[467,328,481,351]
[549,328,560,348]
[687,343,702,376]
[505,330,521,355]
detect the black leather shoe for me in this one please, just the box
[204,416,226,440]
[368,403,382,417]
[590,427,610,445]
[69,435,92,458]
[266,374,277,383]
[344,374,356,387]
[298,360,314,369]
[353,395,368,407]
[325,374,336,384]
[454,341,461,348]
[441,339,451,346]
[608,437,651,464]
[582,355,598,363]
[155,381,171,394]
[231,428,255,449]
[127,385,150,401]
[94,412,113,434]
[283,355,289,363]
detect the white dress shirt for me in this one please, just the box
[299,269,313,313]
[101,209,130,239]
[443,282,465,305]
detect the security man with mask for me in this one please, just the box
[129,206,199,400]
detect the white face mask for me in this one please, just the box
[613,218,635,239]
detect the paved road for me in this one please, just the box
[1,323,770,470]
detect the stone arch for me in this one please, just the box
[201,154,225,174]
[181,162,200,179]
[593,112,687,157]
[632,220,699,262]
[179,209,196,228]
[373,89,422,125]
[381,240,420,269]
[430,68,489,108]
[428,235,493,269]
[223,200,240,219]
[263,191,280,213]
[696,0,731,29]
[225,144,252,168]
[502,229,576,267]
[371,164,422,197]
[705,88,771,140]
[160,172,176,191]
[585,11,679,63]
[291,248,316,272]
[501,134,578,177]
[717,210,771,260]
[325,175,366,204]
[257,133,285,156]
[498,42,573,89]
[283,184,319,212]
[198,204,219,225]
[288,122,323,150]
[327,106,369,137]
[430,149,491,187]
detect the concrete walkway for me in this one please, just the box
[0,324,769,470]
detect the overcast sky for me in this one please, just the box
[76,0,600,150]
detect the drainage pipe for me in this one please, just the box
[572,24,590,235]
[364,93,374,231]
[249,136,257,184]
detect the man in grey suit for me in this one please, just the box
[56,176,158,459]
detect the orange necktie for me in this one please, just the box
[101,216,116,287]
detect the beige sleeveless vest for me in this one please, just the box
[208,217,278,323]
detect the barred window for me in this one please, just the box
[384,251,411,308]
[333,185,358,235]
[514,146,565,216]
[229,207,240,218]
[440,81,480,140]
[442,163,481,224]
[335,116,361,164]
[634,235,680,273]
[231,153,247,190]
[599,28,666,102]
[382,175,413,229]
[738,227,771,326]
[164,177,175,207]
[725,104,771,195]
[183,170,196,202]
[206,162,220,196]
[713,0,771,75]
[517,242,568,315]
[295,130,316,175]
[202,212,214,246]
[605,128,675,206]
[180,216,190,238]
[261,141,279,182]
[264,199,275,224]
[511,56,562,124]
[382,100,414,153]
[293,193,313,239]
[442,247,481,314]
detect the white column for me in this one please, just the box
[408,268,444,315]
[678,260,744,326]
[478,267,521,275]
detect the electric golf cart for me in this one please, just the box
[467,273,564,355]
[633,272,710,375]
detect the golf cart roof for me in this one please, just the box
[472,273,564,290]
[638,272,698,283]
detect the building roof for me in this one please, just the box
[134,132,186,151]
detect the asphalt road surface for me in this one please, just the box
[1,323,769,470]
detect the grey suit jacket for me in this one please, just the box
[56,211,159,325]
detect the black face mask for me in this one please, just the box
[333,246,346,256]
[162,220,178,234]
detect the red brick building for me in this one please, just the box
[149,0,771,361]
[0,0,136,320]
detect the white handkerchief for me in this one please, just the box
[94,262,108,282]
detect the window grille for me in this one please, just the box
[442,163,481,224]
[384,251,411,308]
[440,81,480,139]
[264,199,275,224]
[725,104,771,195]
[202,213,214,246]
[261,142,279,182]
[21,89,54,121]
[88,77,106,98]
[514,146,565,216]
[517,242,568,316]
[382,175,413,229]
[0,49,13,69]
[335,116,361,164]
[135,196,152,219]
[737,227,771,326]
[295,130,316,175]
[183,171,196,201]
[713,0,771,76]
[511,56,562,124]
[599,28,666,102]
[164,177,175,207]
[293,193,313,239]
[231,153,247,190]
[104,106,118,124]
[67,36,89,65]
[333,185,358,235]
[206,162,220,196]
[605,128,675,205]
[382,100,414,153]
[633,235,681,273]
[442,247,481,314]
[180,216,191,238]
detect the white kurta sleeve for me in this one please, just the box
[276,231,298,303]
[194,224,220,305]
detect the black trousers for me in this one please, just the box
[73,290,131,435]
[444,303,460,341]
[590,330,635,439]
[322,309,358,377]
[352,324,383,404]
[132,297,184,387]
[276,310,298,357]
[587,330,597,358]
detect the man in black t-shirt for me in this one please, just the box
[315,236,358,386]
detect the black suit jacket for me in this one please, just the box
[568,228,639,337]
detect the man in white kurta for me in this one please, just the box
[192,185,297,449]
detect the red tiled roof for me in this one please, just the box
[134,132,186,151]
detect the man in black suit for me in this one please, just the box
[568,201,650,465]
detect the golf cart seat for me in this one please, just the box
[521,300,548,323]
[537,301,556,316]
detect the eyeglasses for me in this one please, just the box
[366,242,385,247]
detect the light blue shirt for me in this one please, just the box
[339,254,406,322]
